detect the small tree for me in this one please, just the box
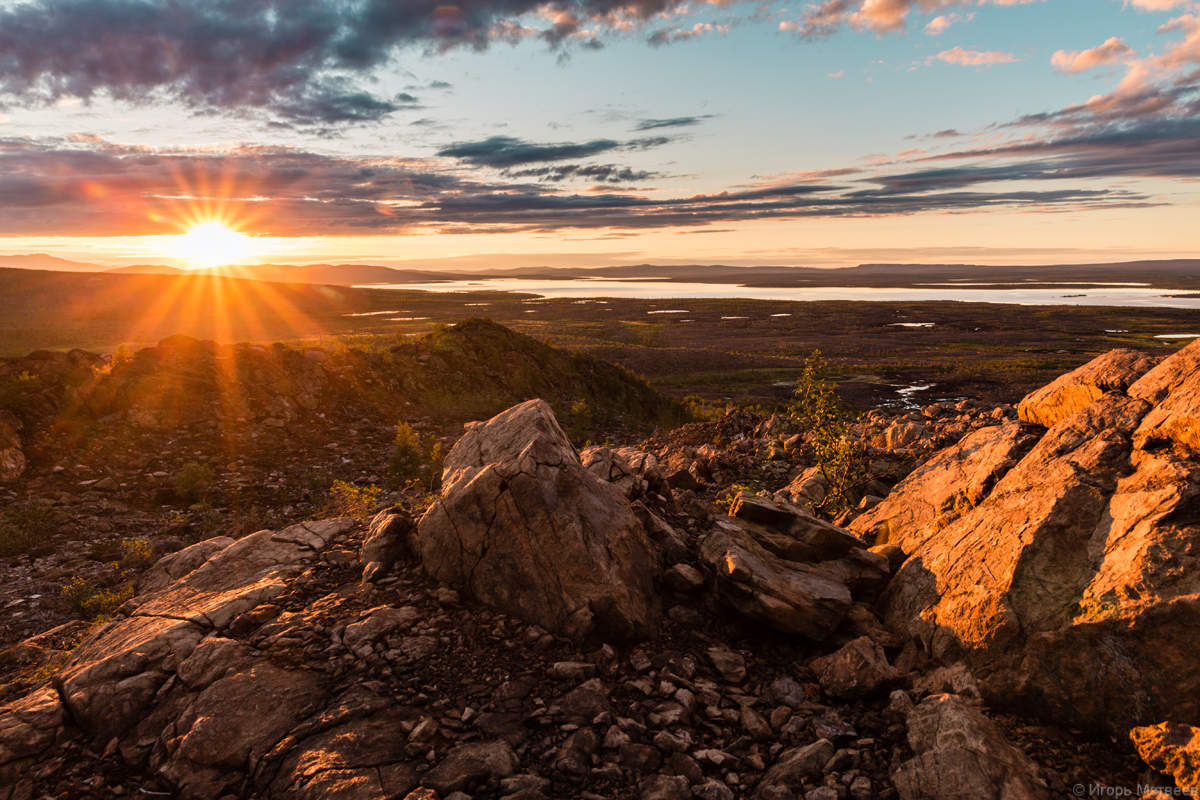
[391,421,424,484]
[789,350,868,515]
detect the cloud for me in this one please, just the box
[780,0,1040,39]
[1127,0,1190,10]
[0,0,737,124]
[634,116,713,130]
[828,70,847,79]
[932,46,1020,67]
[0,135,1157,237]
[648,21,731,45]
[1051,37,1135,73]
[437,135,671,167]
[504,164,660,183]
[924,13,972,35]
[437,136,623,167]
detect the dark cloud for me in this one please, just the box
[0,0,731,123]
[634,116,713,131]
[0,136,1155,237]
[504,164,659,183]
[272,83,420,126]
[437,135,672,167]
[437,136,623,167]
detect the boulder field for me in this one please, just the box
[6,340,1200,797]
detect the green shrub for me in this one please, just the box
[119,537,155,569]
[715,484,751,513]
[788,350,868,515]
[0,506,58,558]
[328,480,382,517]
[172,461,216,502]
[60,576,134,619]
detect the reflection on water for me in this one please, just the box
[359,278,1200,309]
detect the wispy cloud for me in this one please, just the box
[1051,37,1135,74]
[634,115,714,131]
[931,47,1020,67]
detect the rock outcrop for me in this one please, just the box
[850,420,1037,549]
[1017,348,1159,428]
[415,399,659,638]
[892,693,1050,800]
[873,342,1200,733]
[1131,722,1200,794]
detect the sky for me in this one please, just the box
[0,0,1197,269]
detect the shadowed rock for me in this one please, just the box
[892,693,1049,800]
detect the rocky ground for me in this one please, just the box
[3,323,1200,798]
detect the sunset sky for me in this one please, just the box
[0,0,1197,269]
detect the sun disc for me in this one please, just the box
[173,221,254,268]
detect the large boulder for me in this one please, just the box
[415,399,659,638]
[1018,348,1158,428]
[892,693,1049,800]
[881,342,1200,733]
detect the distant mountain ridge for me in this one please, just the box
[2,253,1198,290]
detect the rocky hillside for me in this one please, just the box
[0,320,681,644]
[4,338,1200,798]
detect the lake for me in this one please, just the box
[359,278,1200,309]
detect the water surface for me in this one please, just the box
[360,278,1200,309]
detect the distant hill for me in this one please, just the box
[106,264,187,276]
[0,253,102,271]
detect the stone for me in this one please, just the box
[700,519,852,639]
[892,694,1049,800]
[423,740,519,793]
[775,466,827,508]
[415,400,659,638]
[809,636,898,699]
[361,507,413,582]
[755,739,835,798]
[663,563,705,593]
[342,606,420,650]
[705,645,746,683]
[639,774,690,800]
[1018,348,1158,428]
[1130,722,1200,794]
[883,420,927,451]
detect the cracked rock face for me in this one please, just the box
[54,519,353,748]
[875,342,1200,733]
[415,399,659,639]
[1017,348,1159,429]
[892,693,1050,800]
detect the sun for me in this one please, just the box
[172,221,255,269]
